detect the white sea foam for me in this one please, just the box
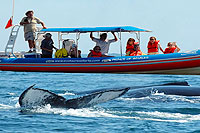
[156,94,200,103]
[118,96,153,101]
[151,90,165,96]
[120,93,200,103]
[30,105,190,123]
[30,104,136,119]
[15,102,20,108]
[136,111,200,122]
[58,92,75,96]
[137,111,188,119]
[140,118,188,123]
[8,92,15,96]
[0,103,15,109]
[11,97,19,101]
[18,102,200,123]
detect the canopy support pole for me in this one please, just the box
[135,32,141,44]
[58,32,61,49]
[118,30,122,56]
[76,32,80,57]
[138,32,141,45]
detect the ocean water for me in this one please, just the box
[0,71,200,132]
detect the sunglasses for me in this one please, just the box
[150,39,155,40]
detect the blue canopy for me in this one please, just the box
[41,26,151,33]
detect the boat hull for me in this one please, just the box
[1,50,200,75]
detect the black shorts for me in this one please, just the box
[41,54,52,58]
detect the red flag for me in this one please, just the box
[5,17,13,29]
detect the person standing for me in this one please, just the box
[90,31,117,55]
[40,33,58,58]
[20,10,46,53]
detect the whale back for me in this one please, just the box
[127,85,200,98]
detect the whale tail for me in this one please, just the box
[19,85,66,109]
[65,88,129,109]
[19,85,129,109]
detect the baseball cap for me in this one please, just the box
[43,33,52,38]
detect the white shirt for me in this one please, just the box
[20,17,43,33]
[92,38,116,55]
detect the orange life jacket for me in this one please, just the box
[126,42,139,53]
[147,40,160,53]
[130,50,143,56]
[91,50,102,57]
[164,47,176,54]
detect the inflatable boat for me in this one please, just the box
[0,50,200,74]
[1,26,200,74]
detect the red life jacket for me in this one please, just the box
[91,50,102,57]
[130,50,143,56]
[147,40,160,53]
[126,45,134,53]
[126,42,139,53]
[164,47,176,54]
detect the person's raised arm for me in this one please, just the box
[111,31,118,41]
[174,42,180,52]
[41,22,47,29]
[90,32,94,40]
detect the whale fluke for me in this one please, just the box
[19,85,129,109]
[64,88,129,109]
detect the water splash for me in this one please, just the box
[0,104,15,109]
[58,92,76,96]
[136,111,200,122]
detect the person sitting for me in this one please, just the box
[130,44,145,56]
[88,46,103,58]
[68,44,81,58]
[147,36,164,55]
[164,42,180,54]
[40,33,58,58]
[90,31,118,55]
[126,38,139,56]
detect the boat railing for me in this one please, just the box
[4,25,46,58]
[184,49,200,54]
